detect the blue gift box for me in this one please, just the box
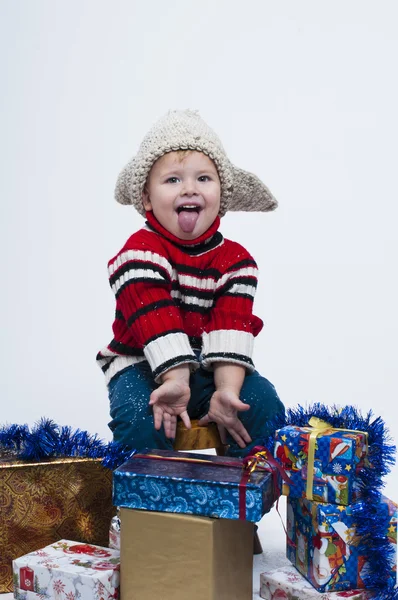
[286,495,397,593]
[113,448,277,522]
[274,425,367,505]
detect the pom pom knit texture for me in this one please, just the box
[115,109,277,216]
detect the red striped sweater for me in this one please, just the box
[97,211,263,384]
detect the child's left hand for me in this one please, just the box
[198,390,252,449]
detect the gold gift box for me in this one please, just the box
[0,456,115,593]
[121,508,254,600]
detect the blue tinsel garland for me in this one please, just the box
[261,403,397,599]
[0,417,135,470]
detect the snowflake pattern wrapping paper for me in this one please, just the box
[13,540,120,600]
[260,565,370,599]
[286,495,397,593]
[113,448,276,521]
[274,425,367,505]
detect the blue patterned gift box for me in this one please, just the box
[113,448,277,521]
[274,425,368,505]
[286,495,397,593]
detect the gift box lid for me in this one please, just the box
[13,540,120,575]
[114,448,271,488]
[260,566,369,599]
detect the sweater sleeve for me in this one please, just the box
[201,250,263,372]
[109,235,198,381]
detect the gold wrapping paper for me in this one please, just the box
[0,456,115,593]
[120,508,254,600]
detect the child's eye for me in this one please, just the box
[198,175,211,182]
[165,177,180,184]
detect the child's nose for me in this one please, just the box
[181,179,198,196]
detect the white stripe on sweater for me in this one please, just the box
[171,289,214,308]
[201,329,255,369]
[111,268,166,295]
[215,267,258,291]
[227,283,257,298]
[175,273,217,290]
[108,249,173,279]
[144,332,197,382]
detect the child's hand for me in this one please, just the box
[149,365,191,439]
[198,390,252,449]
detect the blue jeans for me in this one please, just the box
[108,360,284,458]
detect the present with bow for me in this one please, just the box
[273,417,368,505]
[285,494,397,593]
[113,446,289,521]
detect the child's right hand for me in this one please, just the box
[149,365,191,439]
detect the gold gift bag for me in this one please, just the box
[0,456,115,592]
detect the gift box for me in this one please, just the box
[113,448,277,522]
[13,539,120,600]
[274,421,367,505]
[286,495,397,593]
[0,456,115,593]
[260,565,369,599]
[109,512,120,551]
[120,507,254,600]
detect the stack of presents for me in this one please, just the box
[1,411,397,600]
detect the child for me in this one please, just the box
[97,110,284,457]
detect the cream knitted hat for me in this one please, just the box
[115,109,277,217]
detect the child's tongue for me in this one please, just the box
[177,209,200,233]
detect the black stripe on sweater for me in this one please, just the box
[215,276,258,298]
[144,329,186,347]
[126,299,176,328]
[172,298,212,314]
[225,258,257,273]
[171,281,215,300]
[108,339,146,356]
[152,354,198,380]
[172,263,221,279]
[100,356,116,373]
[202,352,254,368]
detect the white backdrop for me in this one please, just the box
[1,1,397,499]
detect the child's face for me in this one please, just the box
[142,151,221,240]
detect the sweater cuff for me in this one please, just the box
[144,332,199,383]
[201,329,255,372]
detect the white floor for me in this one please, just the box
[2,497,289,600]
[253,495,290,598]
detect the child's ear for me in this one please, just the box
[142,187,152,211]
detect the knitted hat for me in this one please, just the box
[115,109,277,217]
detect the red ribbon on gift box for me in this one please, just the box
[133,447,292,520]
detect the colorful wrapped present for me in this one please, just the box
[120,508,253,600]
[286,495,397,593]
[260,565,369,599]
[274,418,368,505]
[0,456,115,593]
[13,539,120,600]
[109,512,120,551]
[113,448,279,521]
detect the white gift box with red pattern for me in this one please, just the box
[12,540,119,600]
[260,566,369,600]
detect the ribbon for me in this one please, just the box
[305,417,368,501]
[133,448,291,520]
